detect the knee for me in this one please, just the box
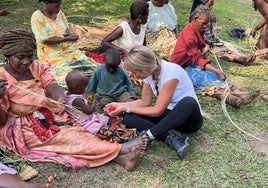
[181,96,198,107]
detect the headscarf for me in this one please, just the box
[0,29,36,56]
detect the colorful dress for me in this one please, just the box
[146,2,177,59]
[170,22,226,90]
[31,10,98,86]
[65,92,109,134]
[0,61,121,170]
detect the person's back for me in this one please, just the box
[87,48,135,108]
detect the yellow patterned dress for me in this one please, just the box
[31,10,98,87]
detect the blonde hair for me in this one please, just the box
[125,45,158,72]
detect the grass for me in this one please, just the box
[0,0,268,187]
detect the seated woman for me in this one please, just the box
[101,0,148,56]
[0,29,147,171]
[190,0,256,66]
[170,5,260,108]
[31,0,98,86]
[0,162,54,188]
[106,46,203,159]
[146,0,179,59]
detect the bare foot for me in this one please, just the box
[262,95,268,102]
[119,135,147,154]
[45,175,55,188]
[243,54,256,66]
[240,89,260,105]
[114,146,144,171]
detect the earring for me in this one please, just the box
[4,58,9,64]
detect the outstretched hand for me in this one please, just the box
[104,102,125,116]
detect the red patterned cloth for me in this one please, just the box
[29,108,60,142]
[96,117,137,143]
[85,51,105,64]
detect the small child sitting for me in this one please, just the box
[87,48,136,108]
[65,70,109,134]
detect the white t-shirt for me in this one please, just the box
[115,21,146,52]
[144,60,201,111]
[147,2,177,32]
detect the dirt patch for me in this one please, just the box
[252,137,268,160]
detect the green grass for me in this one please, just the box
[0,0,267,187]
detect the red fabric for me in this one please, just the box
[29,108,60,142]
[85,51,105,64]
[96,117,137,143]
[169,22,209,70]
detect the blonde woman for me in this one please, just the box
[106,45,203,159]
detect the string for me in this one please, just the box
[10,83,87,116]
[212,52,268,143]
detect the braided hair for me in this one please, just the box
[0,29,36,56]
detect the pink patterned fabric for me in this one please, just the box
[0,61,122,170]
[65,92,109,134]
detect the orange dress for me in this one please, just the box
[0,61,121,169]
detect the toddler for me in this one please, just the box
[65,70,109,134]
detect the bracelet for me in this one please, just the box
[126,106,131,113]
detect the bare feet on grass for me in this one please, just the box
[243,54,256,66]
[30,175,54,188]
[240,89,260,105]
[119,134,148,155]
[44,175,55,188]
[114,146,144,171]
[0,174,54,188]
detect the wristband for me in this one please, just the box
[126,106,131,113]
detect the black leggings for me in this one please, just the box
[123,96,203,141]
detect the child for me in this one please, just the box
[101,0,149,56]
[65,70,109,134]
[87,48,136,108]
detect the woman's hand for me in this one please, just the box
[249,28,257,38]
[64,29,79,42]
[104,102,126,116]
[0,78,8,99]
[216,71,226,81]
